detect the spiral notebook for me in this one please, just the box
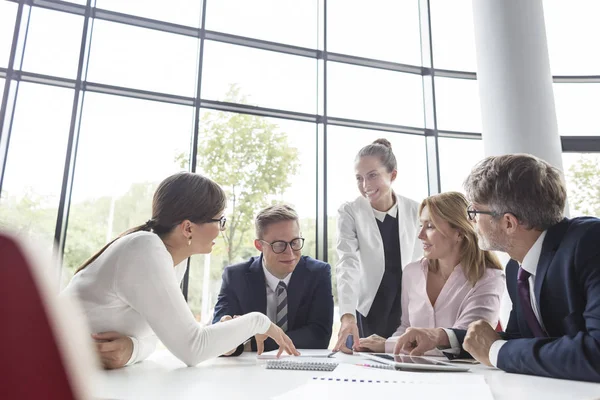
[265,360,338,371]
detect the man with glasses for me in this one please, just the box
[212,204,334,355]
[394,154,600,382]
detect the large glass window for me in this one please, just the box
[186,110,317,322]
[554,83,600,136]
[544,0,600,75]
[21,8,83,79]
[438,137,483,193]
[327,62,424,127]
[86,20,199,96]
[95,0,203,28]
[0,83,74,257]
[0,1,17,68]
[206,0,319,49]
[435,77,481,132]
[327,0,421,65]
[562,153,600,218]
[430,0,477,71]
[201,41,317,114]
[63,93,193,284]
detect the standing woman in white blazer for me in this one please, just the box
[333,139,423,353]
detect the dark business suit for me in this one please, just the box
[212,255,334,353]
[451,217,600,382]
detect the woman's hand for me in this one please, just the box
[334,313,360,354]
[255,323,300,357]
[92,331,133,369]
[357,334,387,353]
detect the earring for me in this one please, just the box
[188,237,192,246]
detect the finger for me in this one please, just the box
[285,336,300,356]
[333,331,349,352]
[96,341,120,353]
[233,315,240,319]
[410,342,429,356]
[276,346,284,358]
[92,331,123,341]
[220,315,232,322]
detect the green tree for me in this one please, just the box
[567,154,600,217]
[178,85,300,264]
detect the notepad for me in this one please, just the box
[265,360,338,371]
[257,349,337,359]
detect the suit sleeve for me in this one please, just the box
[336,204,361,318]
[250,265,334,352]
[496,253,600,382]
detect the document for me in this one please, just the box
[257,349,338,359]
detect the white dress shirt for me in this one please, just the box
[488,231,547,366]
[444,231,547,367]
[262,258,293,323]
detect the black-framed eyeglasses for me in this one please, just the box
[259,238,305,254]
[209,216,227,231]
[467,205,514,222]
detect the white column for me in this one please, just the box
[471,0,563,171]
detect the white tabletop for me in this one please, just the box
[93,350,600,400]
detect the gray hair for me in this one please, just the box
[255,204,299,239]
[463,154,566,230]
[355,138,397,172]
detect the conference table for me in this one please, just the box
[93,350,600,400]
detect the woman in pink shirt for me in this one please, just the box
[358,191,505,353]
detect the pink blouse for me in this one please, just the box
[384,258,505,353]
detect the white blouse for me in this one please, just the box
[62,231,271,366]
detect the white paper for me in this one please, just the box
[257,349,337,359]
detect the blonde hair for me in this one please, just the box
[419,192,502,286]
[255,204,299,239]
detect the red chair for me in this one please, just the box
[0,233,95,399]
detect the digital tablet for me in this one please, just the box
[360,353,471,372]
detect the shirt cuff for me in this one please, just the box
[488,340,507,368]
[125,336,139,366]
[384,337,397,353]
[441,328,461,354]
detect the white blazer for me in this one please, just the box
[336,193,423,318]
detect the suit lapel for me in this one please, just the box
[246,256,267,314]
[533,219,569,322]
[286,257,308,331]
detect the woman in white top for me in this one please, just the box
[62,172,298,369]
[334,139,423,354]
[357,192,505,354]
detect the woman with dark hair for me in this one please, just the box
[62,172,298,369]
[334,139,423,353]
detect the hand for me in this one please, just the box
[357,334,386,353]
[463,320,501,367]
[255,323,300,357]
[219,315,241,356]
[333,313,360,354]
[92,332,134,370]
[393,327,447,356]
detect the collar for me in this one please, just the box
[520,230,548,276]
[262,257,292,292]
[372,198,398,222]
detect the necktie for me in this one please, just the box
[517,267,546,337]
[276,281,288,332]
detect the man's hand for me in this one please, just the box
[92,332,134,370]
[393,327,448,356]
[333,314,360,354]
[463,320,501,367]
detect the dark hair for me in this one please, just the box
[255,204,299,239]
[463,154,566,230]
[76,172,226,273]
[355,138,397,172]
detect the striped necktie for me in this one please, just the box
[276,281,288,332]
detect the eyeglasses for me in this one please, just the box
[467,205,514,222]
[209,216,227,231]
[259,238,305,254]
